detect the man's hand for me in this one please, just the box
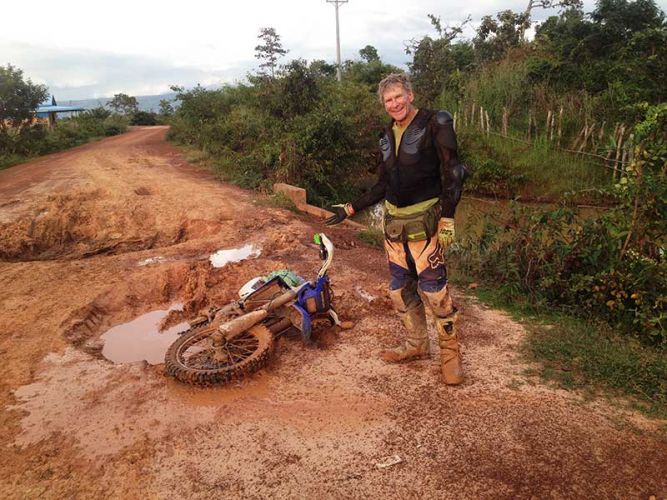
[438,217,456,249]
[325,203,354,226]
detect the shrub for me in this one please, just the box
[130,111,158,126]
[453,104,667,346]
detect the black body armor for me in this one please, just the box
[352,109,466,218]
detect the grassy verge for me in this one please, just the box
[0,154,29,171]
[456,281,667,418]
[459,128,612,204]
[255,192,299,213]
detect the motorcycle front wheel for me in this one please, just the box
[165,322,274,386]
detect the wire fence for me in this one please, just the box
[452,103,634,178]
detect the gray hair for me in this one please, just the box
[377,73,413,102]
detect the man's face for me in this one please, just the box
[382,84,415,122]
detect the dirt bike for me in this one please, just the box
[165,233,343,386]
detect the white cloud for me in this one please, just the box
[2,0,665,99]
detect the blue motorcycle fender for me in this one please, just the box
[291,303,312,344]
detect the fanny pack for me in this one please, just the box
[383,204,440,243]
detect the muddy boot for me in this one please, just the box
[380,303,430,363]
[435,310,464,385]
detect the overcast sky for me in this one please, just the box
[2,0,665,100]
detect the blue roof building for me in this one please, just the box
[35,96,84,126]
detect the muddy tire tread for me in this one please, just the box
[164,322,273,386]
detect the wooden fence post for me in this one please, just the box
[597,121,606,142]
[545,110,552,142]
[502,106,509,136]
[627,133,635,165]
[528,110,533,140]
[571,125,585,150]
[614,124,626,179]
[557,106,563,147]
[580,122,595,152]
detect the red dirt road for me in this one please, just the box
[1,127,665,498]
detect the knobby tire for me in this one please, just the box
[164,321,273,386]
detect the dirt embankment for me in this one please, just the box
[0,127,665,499]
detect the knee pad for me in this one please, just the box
[388,283,421,313]
[421,285,455,317]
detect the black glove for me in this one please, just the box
[325,206,348,226]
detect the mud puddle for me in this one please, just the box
[101,304,189,365]
[209,244,261,268]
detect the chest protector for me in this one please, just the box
[379,109,441,208]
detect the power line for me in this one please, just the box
[326,0,348,82]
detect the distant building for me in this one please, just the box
[35,96,84,127]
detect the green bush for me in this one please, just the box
[167,74,383,206]
[103,115,129,136]
[0,110,128,167]
[453,104,667,346]
[130,111,158,126]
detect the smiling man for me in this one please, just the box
[326,73,468,385]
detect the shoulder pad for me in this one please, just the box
[433,111,457,151]
[435,110,453,125]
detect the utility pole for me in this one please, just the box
[326,0,348,81]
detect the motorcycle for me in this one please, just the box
[165,233,344,386]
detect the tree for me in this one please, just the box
[525,0,582,15]
[406,15,472,105]
[254,27,288,78]
[0,64,48,130]
[534,0,666,100]
[106,93,138,115]
[473,10,531,63]
[344,46,400,89]
[359,45,380,63]
[158,99,175,117]
[309,60,337,78]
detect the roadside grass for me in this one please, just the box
[0,154,27,171]
[454,280,667,419]
[256,192,299,213]
[182,148,212,166]
[459,129,611,203]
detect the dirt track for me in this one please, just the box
[1,127,665,498]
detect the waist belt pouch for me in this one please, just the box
[384,205,440,243]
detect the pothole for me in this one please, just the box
[101,304,189,365]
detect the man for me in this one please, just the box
[325,73,467,385]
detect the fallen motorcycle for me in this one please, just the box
[165,233,343,386]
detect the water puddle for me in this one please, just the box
[209,244,261,268]
[101,304,189,365]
